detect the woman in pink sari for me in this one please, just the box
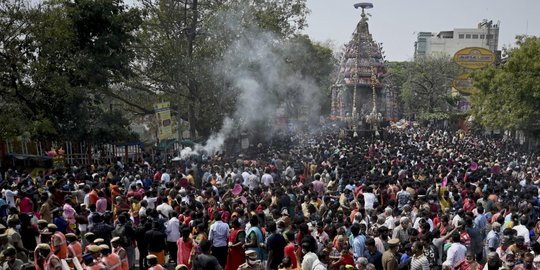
[177,227,194,269]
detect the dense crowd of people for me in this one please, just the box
[0,126,539,270]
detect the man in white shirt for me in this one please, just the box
[241,170,251,187]
[445,233,467,268]
[165,213,180,264]
[363,186,377,210]
[160,169,170,184]
[144,193,158,209]
[139,200,148,218]
[383,207,396,230]
[156,198,173,219]
[208,212,229,267]
[284,163,295,181]
[261,168,274,187]
[513,216,531,246]
[248,170,260,191]
[5,184,18,207]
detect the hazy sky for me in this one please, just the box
[303,0,540,61]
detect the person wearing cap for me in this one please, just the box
[2,246,24,270]
[82,252,106,270]
[146,254,164,270]
[111,237,128,270]
[87,244,102,260]
[5,219,29,260]
[175,265,188,270]
[35,243,62,270]
[37,220,49,240]
[48,223,68,260]
[84,232,96,250]
[238,250,264,270]
[381,238,400,270]
[94,238,105,246]
[100,244,122,270]
[66,233,83,265]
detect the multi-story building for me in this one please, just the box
[414,19,499,58]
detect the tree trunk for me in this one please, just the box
[187,0,198,138]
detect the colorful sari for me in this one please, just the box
[224,228,245,270]
[246,226,265,261]
[176,238,194,269]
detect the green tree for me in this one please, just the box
[125,0,311,138]
[0,0,141,142]
[472,36,540,131]
[395,56,461,120]
[279,34,336,117]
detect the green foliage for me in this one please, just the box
[417,112,450,122]
[387,56,461,118]
[472,36,540,131]
[0,0,141,142]
[125,0,318,138]
[1,0,328,142]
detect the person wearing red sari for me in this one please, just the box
[283,231,298,269]
[176,228,194,269]
[224,219,245,270]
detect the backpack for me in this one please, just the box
[112,223,128,246]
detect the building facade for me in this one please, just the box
[415,20,499,58]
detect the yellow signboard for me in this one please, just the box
[154,102,173,140]
[453,47,495,69]
[452,73,479,95]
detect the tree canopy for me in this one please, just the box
[1,0,336,143]
[0,0,141,142]
[387,56,461,121]
[472,36,540,131]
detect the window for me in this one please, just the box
[459,34,464,39]
[480,34,485,39]
[465,34,471,39]
[472,34,479,39]
[487,34,494,39]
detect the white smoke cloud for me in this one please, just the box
[181,5,323,158]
